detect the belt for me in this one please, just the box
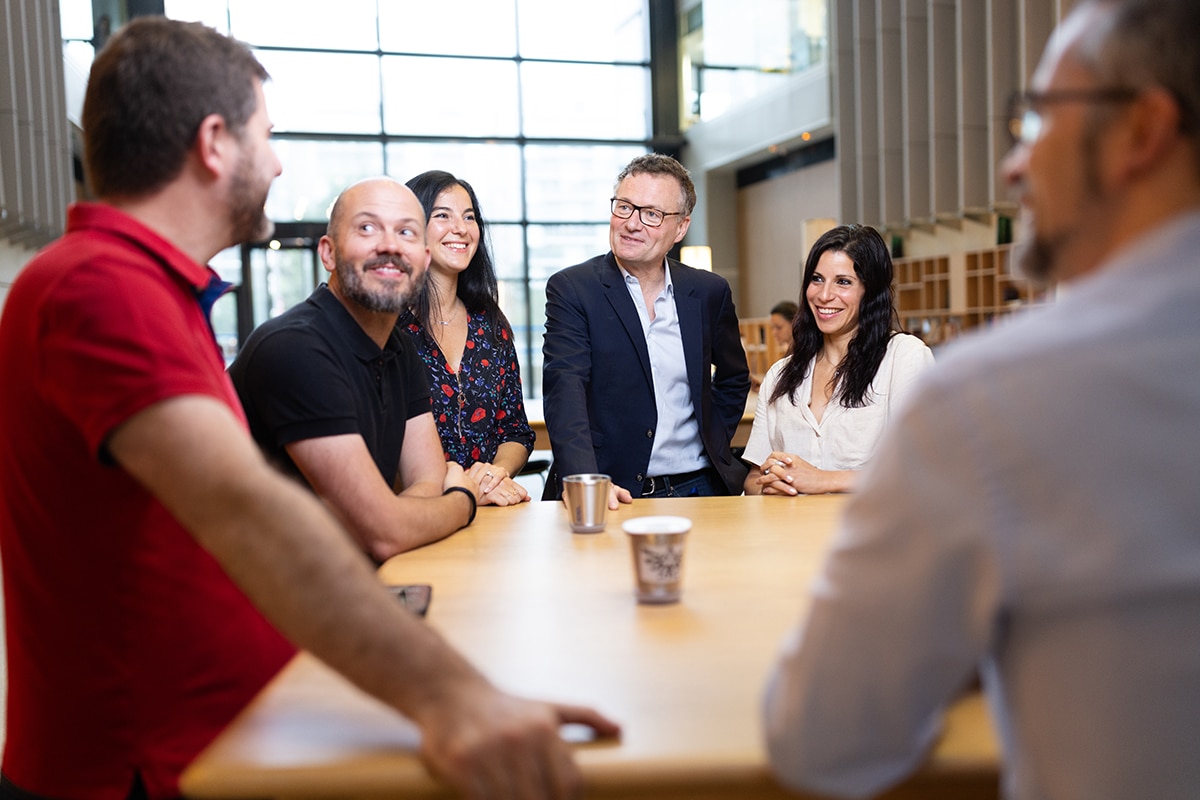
[640,467,716,496]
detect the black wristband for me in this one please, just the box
[442,485,477,527]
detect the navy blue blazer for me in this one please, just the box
[541,252,750,499]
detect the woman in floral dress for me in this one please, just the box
[400,170,534,506]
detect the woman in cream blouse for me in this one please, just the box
[744,225,933,495]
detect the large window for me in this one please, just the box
[680,0,828,126]
[203,0,653,397]
[67,0,656,397]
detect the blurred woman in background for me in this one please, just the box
[750,299,799,391]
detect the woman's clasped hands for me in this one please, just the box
[755,451,843,496]
[468,462,530,507]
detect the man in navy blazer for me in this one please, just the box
[542,154,750,505]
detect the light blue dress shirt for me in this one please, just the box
[620,263,709,477]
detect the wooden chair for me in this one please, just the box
[740,316,790,395]
[739,317,771,378]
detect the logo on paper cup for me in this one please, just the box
[637,544,683,582]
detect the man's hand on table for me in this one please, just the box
[418,681,621,800]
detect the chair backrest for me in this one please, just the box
[739,317,773,378]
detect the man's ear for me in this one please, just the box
[1117,87,1185,181]
[193,113,231,178]
[317,235,337,275]
[673,215,692,245]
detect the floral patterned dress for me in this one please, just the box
[399,309,535,467]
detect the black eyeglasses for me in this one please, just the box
[610,198,684,228]
[1007,87,1140,145]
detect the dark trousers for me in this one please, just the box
[640,468,723,498]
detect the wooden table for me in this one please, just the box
[525,396,758,453]
[181,496,998,799]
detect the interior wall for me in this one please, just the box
[0,241,32,315]
[736,157,839,317]
[682,63,834,314]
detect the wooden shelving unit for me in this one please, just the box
[893,244,1044,346]
[895,254,951,322]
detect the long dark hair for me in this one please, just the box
[771,224,901,409]
[405,170,511,340]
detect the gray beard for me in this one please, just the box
[1014,231,1055,285]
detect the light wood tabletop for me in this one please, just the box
[181,496,998,800]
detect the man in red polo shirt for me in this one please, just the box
[0,17,616,800]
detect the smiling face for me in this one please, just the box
[805,250,865,344]
[320,178,431,315]
[426,184,479,279]
[608,172,690,274]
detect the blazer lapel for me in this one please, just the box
[598,254,654,386]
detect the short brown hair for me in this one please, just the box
[81,17,268,198]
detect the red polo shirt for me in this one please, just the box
[0,203,294,800]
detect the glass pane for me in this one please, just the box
[497,275,532,392]
[229,0,377,50]
[524,144,647,223]
[523,279,549,398]
[209,247,242,364]
[212,245,243,285]
[493,230,532,397]
[795,0,830,72]
[497,278,527,329]
[703,0,790,70]
[683,0,828,123]
[256,50,381,134]
[521,63,649,140]
[164,0,230,32]
[527,224,610,279]
[490,224,526,282]
[384,142,523,222]
[267,139,385,223]
[380,0,517,57]
[62,41,95,124]
[696,68,791,122]
[381,56,519,137]
[60,0,98,39]
[518,0,646,62]
[251,247,319,326]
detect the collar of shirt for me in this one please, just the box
[308,283,404,365]
[618,261,674,332]
[66,201,223,298]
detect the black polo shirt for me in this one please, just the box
[229,283,431,486]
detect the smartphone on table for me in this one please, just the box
[386,584,432,617]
